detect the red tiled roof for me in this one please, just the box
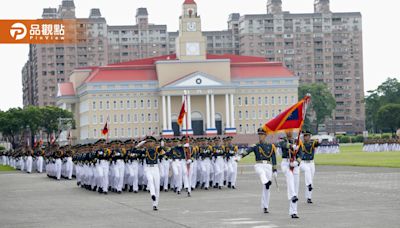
[184,0,196,4]
[58,82,75,96]
[231,62,294,79]
[82,53,293,83]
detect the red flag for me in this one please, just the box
[101,122,109,135]
[177,100,186,126]
[262,95,311,133]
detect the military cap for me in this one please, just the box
[303,130,312,136]
[145,136,157,142]
[257,128,267,135]
[172,138,180,142]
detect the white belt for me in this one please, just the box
[302,160,314,163]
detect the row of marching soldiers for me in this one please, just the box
[73,135,239,211]
[0,145,73,179]
[363,138,400,152]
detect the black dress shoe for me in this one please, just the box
[228,182,232,188]
[205,187,209,190]
[103,192,108,195]
[177,191,181,195]
[263,208,269,213]
[291,214,299,219]
[218,186,222,190]
[223,180,226,186]
[291,196,299,203]
[129,186,133,192]
[134,191,138,193]
[187,192,191,197]
[164,189,168,192]
[232,186,236,189]
[308,184,313,191]
[151,195,156,201]
[117,191,122,194]
[153,206,158,211]
[307,198,313,204]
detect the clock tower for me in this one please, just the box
[176,0,207,60]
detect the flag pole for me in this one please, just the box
[184,91,190,177]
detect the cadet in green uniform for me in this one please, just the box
[239,128,277,214]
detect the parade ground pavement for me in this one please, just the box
[1,165,399,228]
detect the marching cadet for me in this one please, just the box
[198,137,212,190]
[141,136,165,211]
[238,128,277,214]
[171,137,188,195]
[212,137,225,189]
[190,138,200,190]
[65,146,74,180]
[279,131,302,219]
[298,131,319,204]
[159,138,172,192]
[111,141,125,194]
[55,145,63,180]
[25,146,33,174]
[224,136,239,189]
[35,145,45,173]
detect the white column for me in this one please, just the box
[230,94,235,128]
[188,95,192,130]
[211,94,216,128]
[206,94,211,129]
[225,94,230,129]
[182,95,186,130]
[167,95,172,130]
[162,95,167,130]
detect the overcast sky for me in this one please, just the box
[0,0,399,110]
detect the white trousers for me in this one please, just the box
[36,156,44,173]
[65,157,73,179]
[214,157,224,186]
[26,156,33,173]
[55,159,62,180]
[114,160,125,191]
[145,166,160,207]
[160,159,170,190]
[254,163,273,209]
[300,161,315,200]
[200,158,211,187]
[227,159,238,186]
[172,160,183,191]
[190,160,198,189]
[281,160,300,215]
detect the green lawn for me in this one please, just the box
[0,165,15,171]
[240,143,400,168]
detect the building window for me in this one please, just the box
[127,114,131,123]
[148,113,152,122]
[245,111,249,120]
[133,100,137,109]
[252,124,256,133]
[272,110,275,117]
[154,99,158,109]
[148,127,152,135]
[239,124,243,133]
[134,128,138,137]
[127,128,132,137]
[92,115,97,124]
[258,97,262,105]
[99,101,103,110]
[100,115,104,123]
[258,110,262,119]
[92,101,96,110]
[264,96,268,105]
[238,111,242,120]
[113,101,117,110]
[120,114,124,123]
[134,114,138,123]
[154,113,159,122]
[127,100,131,109]
[252,110,256,119]
[141,113,145,123]
[278,96,281,105]
[265,110,269,119]
[251,97,255,105]
[140,100,144,109]
[93,129,97,138]
[291,96,295,104]
[106,101,110,110]
[154,127,159,135]
[120,128,124,137]
[114,128,118,137]
[113,114,118,123]
[244,97,248,106]
[271,96,275,105]
[284,96,288,105]
[147,99,151,109]
[246,124,249,133]
[142,127,145,136]
[120,100,124,109]
[238,97,242,106]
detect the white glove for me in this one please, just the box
[136,140,146,148]
[290,161,299,167]
[235,155,242,162]
[160,141,165,147]
[273,171,278,179]
[184,143,190,148]
[186,159,192,164]
[292,145,298,151]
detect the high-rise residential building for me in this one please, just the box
[22,0,108,107]
[23,0,364,134]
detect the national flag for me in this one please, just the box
[262,95,311,133]
[101,122,109,135]
[177,100,186,126]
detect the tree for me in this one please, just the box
[365,78,400,133]
[0,108,25,148]
[376,104,400,134]
[23,106,44,146]
[40,106,74,144]
[299,83,336,134]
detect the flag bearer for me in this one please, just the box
[299,131,319,204]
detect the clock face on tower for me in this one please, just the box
[186,22,197,32]
[186,42,200,56]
